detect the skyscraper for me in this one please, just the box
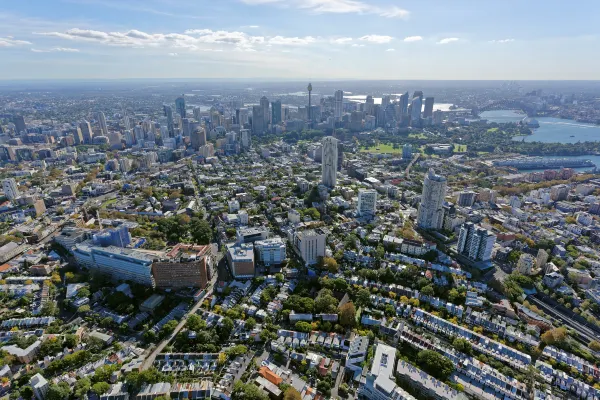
[175,95,186,119]
[416,169,447,230]
[12,116,26,134]
[457,222,496,262]
[96,111,108,136]
[252,105,265,135]
[398,92,409,117]
[2,178,20,200]
[260,96,270,126]
[321,136,338,188]
[271,100,282,125]
[334,90,344,120]
[365,95,375,115]
[191,127,206,151]
[423,97,435,118]
[358,189,377,216]
[410,96,422,125]
[163,105,175,137]
[79,120,94,144]
[72,127,84,145]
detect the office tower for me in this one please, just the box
[402,144,412,160]
[321,136,339,188]
[107,132,122,147]
[381,95,391,108]
[458,190,477,207]
[365,95,375,115]
[96,111,108,136]
[432,110,443,125]
[260,96,270,125]
[191,127,206,151]
[163,105,175,137]
[271,100,282,124]
[134,125,144,142]
[79,120,94,144]
[252,105,264,135]
[193,107,202,121]
[398,92,409,117]
[457,222,496,261]
[2,178,20,200]
[237,108,249,125]
[72,127,84,145]
[241,129,251,148]
[13,115,26,134]
[93,225,132,248]
[410,96,422,124]
[182,118,191,137]
[175,95,186,119]
[337,142,344,171]
[307,83,313,125]
[384,104,396,127]
[357,189,377,216]
[417,168,447,230]
[413,90,424,99]
[334,90,344,120]
[423,97,434,118]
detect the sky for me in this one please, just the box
[0,0,599,80]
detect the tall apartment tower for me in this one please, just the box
[252,105,264,135]
[416,169,447,229]
[423,97,435,118]
[457,222,496,261]
[321,136,339,188]
[271,100,282,124]
[2,178,20,200]
[79,120,94,144]
[175,95,186,119]
[96,111,108,136]
[163,105,175,137]
[191,127,206,151]
[260,96,270,126]
[334,90,344,120]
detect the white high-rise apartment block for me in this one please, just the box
[517,253,536,275]
[457,190,477,207]
[97,111,108,136]
[334,90,344,120]
[240,129,251,148]
[2,178,20,200]
[457,222,495,261]
[291,229,327,266]
[321,136,338,188]
[357,189,377,216]
[416,169,447,230]
[255,237,286,266]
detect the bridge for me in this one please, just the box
[477,99,536,116]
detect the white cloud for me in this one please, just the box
[403,36,422,42]
[169,52,178,56]
[489,38,514,43]
[385,48,395,52]
[31,47,80,52]
[268,36,316,45]
[0,37,32,47]
[437,37,459,44]
[331,37,353,44]
[240,0,409,19]
[359,35,393,44]
[351,43,365,47]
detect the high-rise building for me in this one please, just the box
[365,95,375,115]
[30,373,49,400]
[260,96,270,125]
[226,242,255,279]
[307,83,313,126]
[423,97,434,118]
[334,90,344,120]
[398,92,409,117]
[432,110,444,125]
[337,142,344,171]
[152,244,211,289]
[96,111,108,136]
[240,129,251,148]
[457,222,496,261]
[13,116,26,134]
[175,95,186,119]
[252,105,265,135]
[92,225,132,248]
[254,237,286,266]
[457,190,477,207]
[417,169,447,230]
[402,144,412,160]
[191,127,206,151]
[410,96,422,125]
[321,136,339,188]
[517,253,536,275]
[536,249,549,270]
[291,228,327,266]
[271,100,282,124]
[2,178,20,200]
[163,105,175,137]
[357,189,377,216]
[79,120,94,144]
[550,184,569,201]
[72,127,84,145]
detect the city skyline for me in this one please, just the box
[1,0,599,80]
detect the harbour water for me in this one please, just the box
[480,110,600,143]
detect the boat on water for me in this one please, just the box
[493,157,595,170]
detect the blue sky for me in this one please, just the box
[0,0,599,80]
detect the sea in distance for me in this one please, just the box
[480,110,600,144]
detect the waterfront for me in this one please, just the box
[480,110,600,143]
[518,155,600,173]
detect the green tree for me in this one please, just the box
[589,340,600,352]
[421,285,435,297]
[356,289,371,307]
[416,350,454,381]
[339,302,356,328]
[20,386,34,400]
[284,387,302,400]
[160,320,179,339]
[73,377,91,399]
[452,337,473,355]
[47,382,71,400]
[91,382,110,396]
[190,218,212,244]
[245,317,257,331]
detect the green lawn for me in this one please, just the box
[408,133,428,139]
[359,143,403,154]
[487,127,499,133]
[453,144,467,152]
[100,198,117,209]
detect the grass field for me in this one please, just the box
[100,198,117,209]
[408,133,428,139]
[359,143,403,154]
[487,127,499,133]
[453,144,468,152]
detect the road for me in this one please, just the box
[140,275,218,371]
[404,153,420,178]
